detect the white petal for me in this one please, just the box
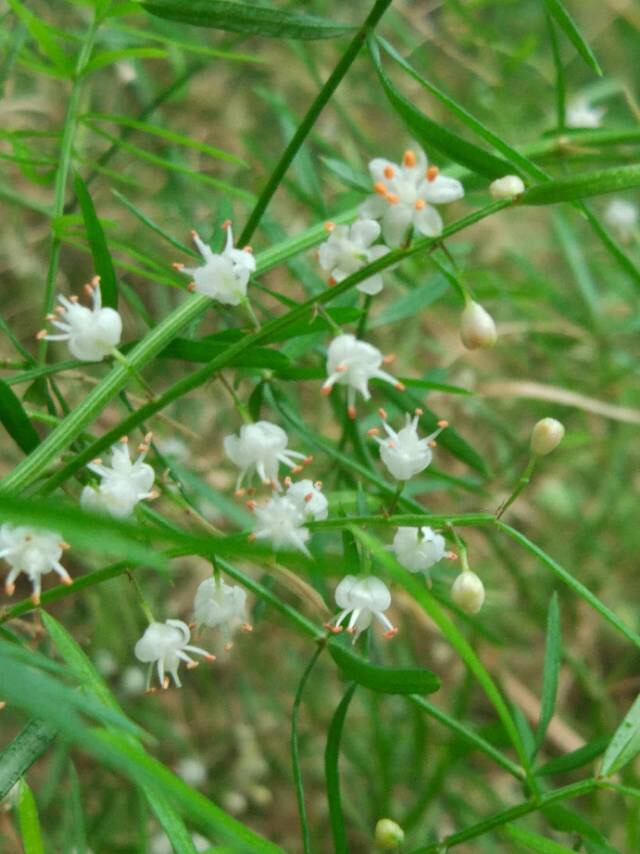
[368,158,396,183]
[350,219,380,249]
[413,205,443,237]
[420,175,464,204]
[381,205,413,247]
[359,195,387,220]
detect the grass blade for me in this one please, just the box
[325,685,357,854]
[534,593,562,756]
[17,779,45,854]
[521,165,640,205]
[73,172,118,308]
[542,0,602,76]
[600,695,640,777]
[0,379,40,454]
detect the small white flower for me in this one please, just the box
[451,571,485,614]
[326,575,397,642]
[223,421,310,492]
[37,277,122,362]
[193,576,251,648]
[0,524,71,603]
[284,478,329,521]
[251,494,311,556]
[566,98,604,129]
[489,175,525,200]
[391,526,453,574]
[175,224,256,305]
[460,301,497,350]
[360,148,464,246]
[318,219,390,295]
[81,435,156,518]
[369,409,448,481]
[604,198,638,243]
[134,619,215,689]
[322,333,403,419]
[531,417,565,456]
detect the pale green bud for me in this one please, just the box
[460,301,497,350]
[531,418,565,456]
[375,818,405,849]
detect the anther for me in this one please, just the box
[367,427,381,436]
[303,455,313,465]
[378,408,388,420]
[403,150,416,167]
[172,262,184,270]
[427,166,439,181]
[429,441,437,448]
[187,282,196,292]
[384,165,395,179]
[321,385,332,396]
[328,276,336,286]
[304,493,313,503]
[224,642,233,651]
[190,229,199,239]
[415,408,423,416]
[222,219,232,229]
[324,221,335,232]
[336,363,347,373]
[186,661,199,670]
[348,405,357,420]
[374,181,387,196]
[394,382,406,391]
[284,476,292,488]
[246,500,257,511]
[242,623,253,633]
[292,465,303,475]
[248,533,257,542]
[314,481,323,489]
[31,593,40,605]
[204,654,216,662]
[36,329,47,340]
[446,551,458,560]
[437,419,448,429]
[415,199,426,210]
[383,627,399,639]
[243,245,253,253]
[163,677,170,690]
[386,192,399,204]
[382,353,396,364]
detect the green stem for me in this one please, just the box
[387,481,405,515]
[355,294,373,338]
[38,15,99,363]
[496,456,537,519]
[291,644,325,854]
[237,0,395,245]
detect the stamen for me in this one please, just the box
[415,199,426,210]
[247,533,257,542]
[437,419,448,428]
[321,385,332,396]
[328,276,336,286]
[429,441,437,448]
[304,493,313,502]
[186,661,199,670]
[246,500,257,511]
[224,642,233,651]
[222,219,232,229]
[415,408,423,416]
[394,382,406,391]
[403,150,416,167]
[336,363,347,373]
[243,245,253,253]
[235,487,246,498]
[383,627,399,639]
[35,330,48,340]
[378,408,388,420]
[163,676,170,690]
[324,221,335,232]
[172,262,185,270]
[367,427,381,436]
[382,353,396,364]
[386,193,399,204]
[187,282,196,292]
[446,551,458,560]
[384,165,395,179]
[323,622,343,634]
[374,181,387,196]
[314,481,323,489]
[31,592,40,605]
[242,623,253,633]
[347,405,357,420]
[292,465,303,475]
[427,166,439,181]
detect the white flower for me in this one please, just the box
[531,418,565,456]
[251,494,312,556]
[284,478,329,521]
[322,334,403,419]
[193,576,251,648]
[175,224,256,305]
[81,435,156,518]
[451,571,485,614]
[460,301,497,350]
[391,526,453,574]
[489,175,525,200]
[604,198,638,243]
[134,619,214,689]
[318,219,390,295]
[326,575,397,642]
[369,409,448,481]
[223,421,310,491]
[359,148,464,246]
[0,524,71,604]
[566,99,604,129]
[37,277,122,361]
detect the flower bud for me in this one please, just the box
[531,418,565,456]
[375,818,405,850]
[451,571,485,614]
[490,174,525,200]
[460,301,497,350]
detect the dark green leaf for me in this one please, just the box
[329,639,441,695]
[522,165,640,205]
[325,685,356,854]
[368,37,513,179]
[542,0,602,76]
[536,737,608,776]
[534,593,562,754]
[0,379,40,454]
[73,172,118,309]
[502,823,575,853]
[160,337,290,369]
[601,694,640,776]
[142,0,354,40]
[0,720,57,801]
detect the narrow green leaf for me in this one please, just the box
[73,172,118,309]
[522,165,640,205]
[601,694,640,776]
[0,379,40,454]
[534,593,562,754]
[142,0,354,40]
[83,47,168,76]
[536,737,608,777]
[542,0,602,76]
[0,721,57,801]
[543,805,620,853]
[325,685,356,854]
[160,337,290,369]
[329,639,441,695]
[502,822,575,853]
[17,779,45,854]
[369,37,513,179]
[5,0,71,72]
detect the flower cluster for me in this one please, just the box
[81,435,156,518]
[250,477,328,557]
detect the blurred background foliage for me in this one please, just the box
[1,0,640,851]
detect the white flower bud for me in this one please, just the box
[375,818,405,849]
[490,174,525,200]
[451,571,485,614]
[460,301,497,350]
[531,418,565,456]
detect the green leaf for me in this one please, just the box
[329,639,441,695]
[502,822,575,853]
[536,737,608,777]
[0,379,40,454]
[601,694,640,776]
[0,720,57,801]
[534,593,562,754]
[73,172,118,309]
[542,0,602,76]
[522,165,640,205]
[142,0,354,40]
[368,36,513,179]
[160,337,290,369]
[325,685,356,854]
[17,779,45,854]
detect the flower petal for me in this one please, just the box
[382,205,413,246]
[359,195,387,220]
[414,205,443,237]
[420,175,464,204]
[350,218,381,248]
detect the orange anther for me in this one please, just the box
[172,262,184,270]
[243,245,253,253]
[222,219,232,229]
[384,165,395,179]
[386,193,399,204]
[415,408,423,416]
[415,199,426,210]
[403,150,416,168]
[382,353,396,364]
[321,385,332,396]
[324,221,335,232]
[367,427,381,436]
[378,408,388,420]
[328,276,337,287]
[383,627,399,639]
[374,181,387,196]
[427,166,439,181]
[347,405,357,420]
[395,382,406,391]
[304,493,313,503]
[246,500,257,511]
[437,419,448,428]
[187,282,196,292]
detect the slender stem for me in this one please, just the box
[126,571,155,624]
[218,373,252,424]
[355,294,373,338]
[38,15,99,362]
[291,644,325,854]
[387,481,405,515]
[237,0,394,245]
[496,456,536,519]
